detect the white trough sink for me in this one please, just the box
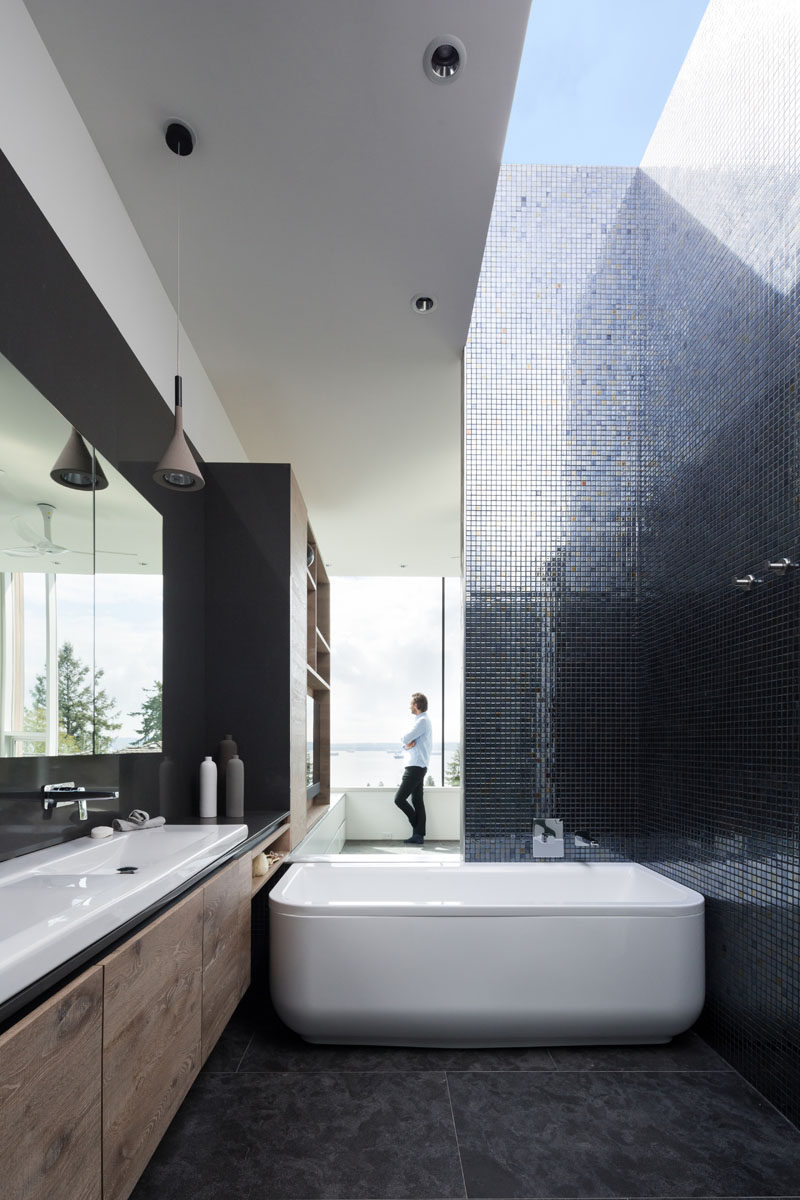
[0,824,248,1007]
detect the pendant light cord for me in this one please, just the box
[175,144,181,377]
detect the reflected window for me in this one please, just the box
[0,352,163,757]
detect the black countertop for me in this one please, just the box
[202,809,289,849]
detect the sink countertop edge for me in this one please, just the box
[0,809,288,1032]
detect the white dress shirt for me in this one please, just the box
[401,712,432,769]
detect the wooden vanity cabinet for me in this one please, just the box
[201,853,252,1063]
[0,965,103,1200]
[1,849,253,1200]
[102,890,204,1200]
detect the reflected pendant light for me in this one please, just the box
[51,426,109,490]
[153,120,205,492]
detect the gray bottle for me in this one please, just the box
[216,734,238,804]
[226,754,244,820]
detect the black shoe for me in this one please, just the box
[404,834,424,845]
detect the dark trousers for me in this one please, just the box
[393,765,427,836]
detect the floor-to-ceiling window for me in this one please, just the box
[329,576,462,791]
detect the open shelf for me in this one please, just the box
[307,664,330,692]
[249,822,290,896]
[316,628,331,655]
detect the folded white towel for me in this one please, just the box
[112,810,166,831]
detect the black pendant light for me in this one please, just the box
[153,120,205,492]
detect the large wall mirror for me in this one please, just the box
[0,352,162,757]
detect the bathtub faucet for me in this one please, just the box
[574,830,599,848]
[532,817,564,858]
[534,819,560,841]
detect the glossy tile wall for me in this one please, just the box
[464,165,640,859]
[463,1,800,1127]
[637,0,800,1128]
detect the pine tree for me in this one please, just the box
[129,680,163,747]
[57,642,94,747]
[27,642,121,754]
[92,667,122,753]
[445,747,461,786]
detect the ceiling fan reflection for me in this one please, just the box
[0,502,138,562]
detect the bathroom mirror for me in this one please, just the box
[0,352,162,757]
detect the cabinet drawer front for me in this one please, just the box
[0,965,103,1200]
[202,855,251,1061]
[103,889,203,1200]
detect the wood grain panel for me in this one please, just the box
[102,890,203,1200]
[319,686,331,796]
[313,534,330,801]
[290,470,311,846]
[0,965,102,1200]
[201,855,251,1062]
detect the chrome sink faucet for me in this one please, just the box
[42,782,88,821]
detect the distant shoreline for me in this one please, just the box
[327,742,460,752]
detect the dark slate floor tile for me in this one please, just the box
[203,1011,254,1073]
[238,994,556,1073]
[240,1020,557,1074]
[446,1071,800,1198]
[132,1070,466,1200]
[548,1032,732,1073]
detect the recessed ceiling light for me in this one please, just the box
[423,36,466,84]
[411,294,437,314]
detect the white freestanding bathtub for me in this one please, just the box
[269,861,705,1047]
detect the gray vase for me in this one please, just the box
[216,734,238,802]
[226,754,244,820]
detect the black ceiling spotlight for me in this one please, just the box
[50,426,108,490]
[164,120,195,157]
[153,119,205,492]
[423,36,466,83]
[411,294,437,314]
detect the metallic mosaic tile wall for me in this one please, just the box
[634,0,800,1129]
[464,165,640,859]
[633,0,800,1132]
[636,163,800,1124]
[464,62,800,1124]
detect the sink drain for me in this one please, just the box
[117,866,138,874]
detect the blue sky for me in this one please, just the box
[503,0,709,164]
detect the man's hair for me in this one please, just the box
[412,692,428,712]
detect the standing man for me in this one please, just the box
[394,692,432,845]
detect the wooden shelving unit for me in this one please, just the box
[288,490,331,849]
[304,523,330,838]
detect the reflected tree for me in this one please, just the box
[129,680,162,747]
[29,641,121,754]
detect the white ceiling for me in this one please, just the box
[22,0,530,575]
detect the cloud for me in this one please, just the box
[331,577,461,743]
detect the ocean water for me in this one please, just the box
[329,747,455,789]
